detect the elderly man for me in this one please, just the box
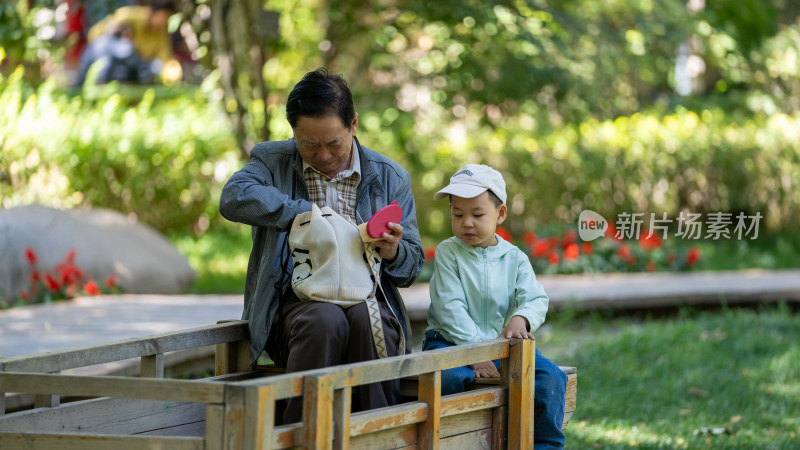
[219,68,424,423]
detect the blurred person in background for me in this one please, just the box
[86,0,181,83]
[72,21,153,86]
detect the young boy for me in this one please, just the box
[423,164,567,448]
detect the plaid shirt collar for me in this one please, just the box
[302,138,361,222]
[301,137,361,182]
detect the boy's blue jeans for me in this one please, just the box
[423,330,567,449]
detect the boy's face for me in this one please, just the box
[450,191,507,248]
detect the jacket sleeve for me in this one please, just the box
[509,251,549,333]
[428,244,481,345]
[381,169,424,288]
[219,149,311,231]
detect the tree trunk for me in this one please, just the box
[209,0,274,160]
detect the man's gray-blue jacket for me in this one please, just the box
[219,137,424,363]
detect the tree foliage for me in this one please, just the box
[2,0,800,241]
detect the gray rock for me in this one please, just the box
[0,205,195,301]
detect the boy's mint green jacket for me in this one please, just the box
[426,235,549,345]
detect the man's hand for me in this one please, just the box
[500,315,535,340]
[473,361,500,379]
[371,222,403,262]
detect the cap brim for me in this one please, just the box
[433,184,488,201]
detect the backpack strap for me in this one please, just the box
[362,243,405,358]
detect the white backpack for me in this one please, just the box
[288,204,404,358]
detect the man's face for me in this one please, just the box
[293,114,358,178]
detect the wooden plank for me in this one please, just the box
[216,343,235,376]
[216,340,252,376]
[0,321,249,374]
[272,422,302,449]
[0,397,206,435]
[345,387,503,439]
[564,371,577,430]
[0,433,203,450]
[135,420,206,436]
[0,372,224,403]
[205,404,225,450]
[407,369,577,428]
[33,393,59,409]
[348,402,426,437]
[303,374,333,450]
[440,410,492,439]
[350,423,416,450]
[33,371,60,409]
[141,353,165,378]
[236,339,509,400]
[348,410,493,450]
[223,385,245,450]
[333,386,351,449]
[242,385,275,450]
[417,371,441,450]
[491,406,507,450]
[439,429,492,449]
[506,339,534,450]
[440,388,505,418]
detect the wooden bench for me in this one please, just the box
[0,320,577,449]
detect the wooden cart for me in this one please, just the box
[0,320,576,449]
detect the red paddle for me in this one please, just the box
[366,201,403,238]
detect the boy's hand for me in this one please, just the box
[473,361,500,379]
[500,315,535,340]
[371,222,403,262]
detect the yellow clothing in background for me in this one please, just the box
[88,6,173,62]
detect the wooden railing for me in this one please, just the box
[0,320,575,449]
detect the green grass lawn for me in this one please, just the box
[169,223,251,294]
[538,305,800,449]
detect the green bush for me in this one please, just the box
[0,66,239,233]
[369,107,800,246]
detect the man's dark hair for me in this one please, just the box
[449,190,504,208]
[286,68,355,129]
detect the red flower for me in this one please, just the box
[105,274,120,289]
[686,247,701,267]
[25,247,37,265]
[666,251,676,265]
[65,248,76,264]
[533,240,551,257]
[617,244,637,265]
[647,261,656,272]
[582,242,593,255]
[562,229,577,248]
[606,222,621,241]
[548,252,560,265]
[44,273,60,292]
[496,226,513,243]
[84,280,100,295]
[564,243,579,261]
[523,230,537,246]
[19,290,30,300]
[639,234,662,250]
[30,270,40,282]
[424,246,436,262]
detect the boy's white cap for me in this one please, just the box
[433,164,507,204]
